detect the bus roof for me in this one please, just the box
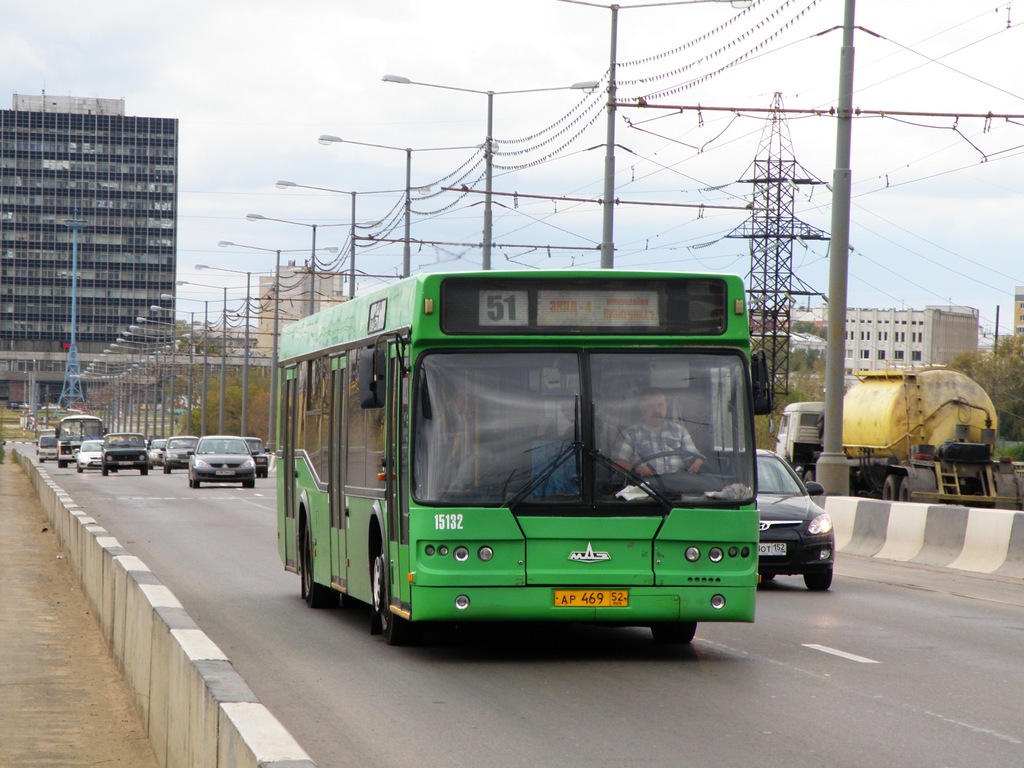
[278,270,750,363]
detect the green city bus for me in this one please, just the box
[276,271,771,645]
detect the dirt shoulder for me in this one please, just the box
[0,455,159,767]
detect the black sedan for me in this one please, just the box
[756,449,834,591]
[244,436,270,478]
[188,435,257,489]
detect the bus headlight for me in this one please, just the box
[478,546,494,562]
[685,547,701,562]
[709,547,724,563]
[711,594,726,610]
[454,546,470,562]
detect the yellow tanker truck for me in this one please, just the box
[775,368,1024,509]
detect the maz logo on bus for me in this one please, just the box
[434,513,464,530]
[568,543,611,563]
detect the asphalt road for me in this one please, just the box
[50,463,1024,768]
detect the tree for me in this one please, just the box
[948,335,1024,443]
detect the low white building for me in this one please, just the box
[842,306,978,374]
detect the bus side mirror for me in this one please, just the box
[751,351,773,416]
[358,346,386,409]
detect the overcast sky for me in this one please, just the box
[4,0,1023,336]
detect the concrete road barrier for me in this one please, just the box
[16,452,316,768]
[825,495,1024,578]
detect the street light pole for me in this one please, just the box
[601,6,619,269]
[819,0,858,497]
[220,286,227,434]
[245,214,345,317]
[559,0,751,267]
[202,301,209,435]
[403,149,412,277]
[274,182,399,298]
[484,93,494,269]
[218,240,325,450]
[381,76,599,270]
[318,135,479,277]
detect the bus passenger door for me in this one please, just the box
[279,366,299,572]
[385,346,411,605]
[329,354,347,592]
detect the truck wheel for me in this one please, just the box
[163,464,170,474]
[141,466,149,476]
[882,474,902,501]
[898,481,912,502]
[101,464,108,476]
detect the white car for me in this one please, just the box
[76,439,104,473]
[148,438,167,467]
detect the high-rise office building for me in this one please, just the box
[0,94,177,406]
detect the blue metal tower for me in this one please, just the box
[58,214,86,408]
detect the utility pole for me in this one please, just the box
[817,0,857,497]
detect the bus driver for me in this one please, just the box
[612,389,704,479]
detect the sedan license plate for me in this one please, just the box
[554,590,628,608]
[758,542,787,556]
[215,469,235,476]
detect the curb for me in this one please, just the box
[15,451,316,768]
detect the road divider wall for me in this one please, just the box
[824,495,1024,579]
[16,452,316,768]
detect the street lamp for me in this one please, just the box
[244,214,347,317]
[217,241,316,449]
[381,75,599,270]
[316,136,479,277]
[558,0,751,267]
[274,181,400,298]
[197,263,269,437]
[178,279,234,433]
[135,315,177,436]
[159,294,204,437]
[149,302,186,437]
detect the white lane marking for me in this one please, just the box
[802,644,880,664]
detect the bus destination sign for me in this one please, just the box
[442,276,727,335]
[537,290,658,327]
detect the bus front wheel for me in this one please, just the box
[372,547,417,646]
[650,622,697,644]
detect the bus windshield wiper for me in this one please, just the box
[589,449,672,512]
[504,440,583,510]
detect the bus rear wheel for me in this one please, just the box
[300,521,337,609]
[650,622,697,644]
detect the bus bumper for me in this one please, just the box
[405,584,755,624]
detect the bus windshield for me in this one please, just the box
[58,418,103,440]
[412,350,754,508]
